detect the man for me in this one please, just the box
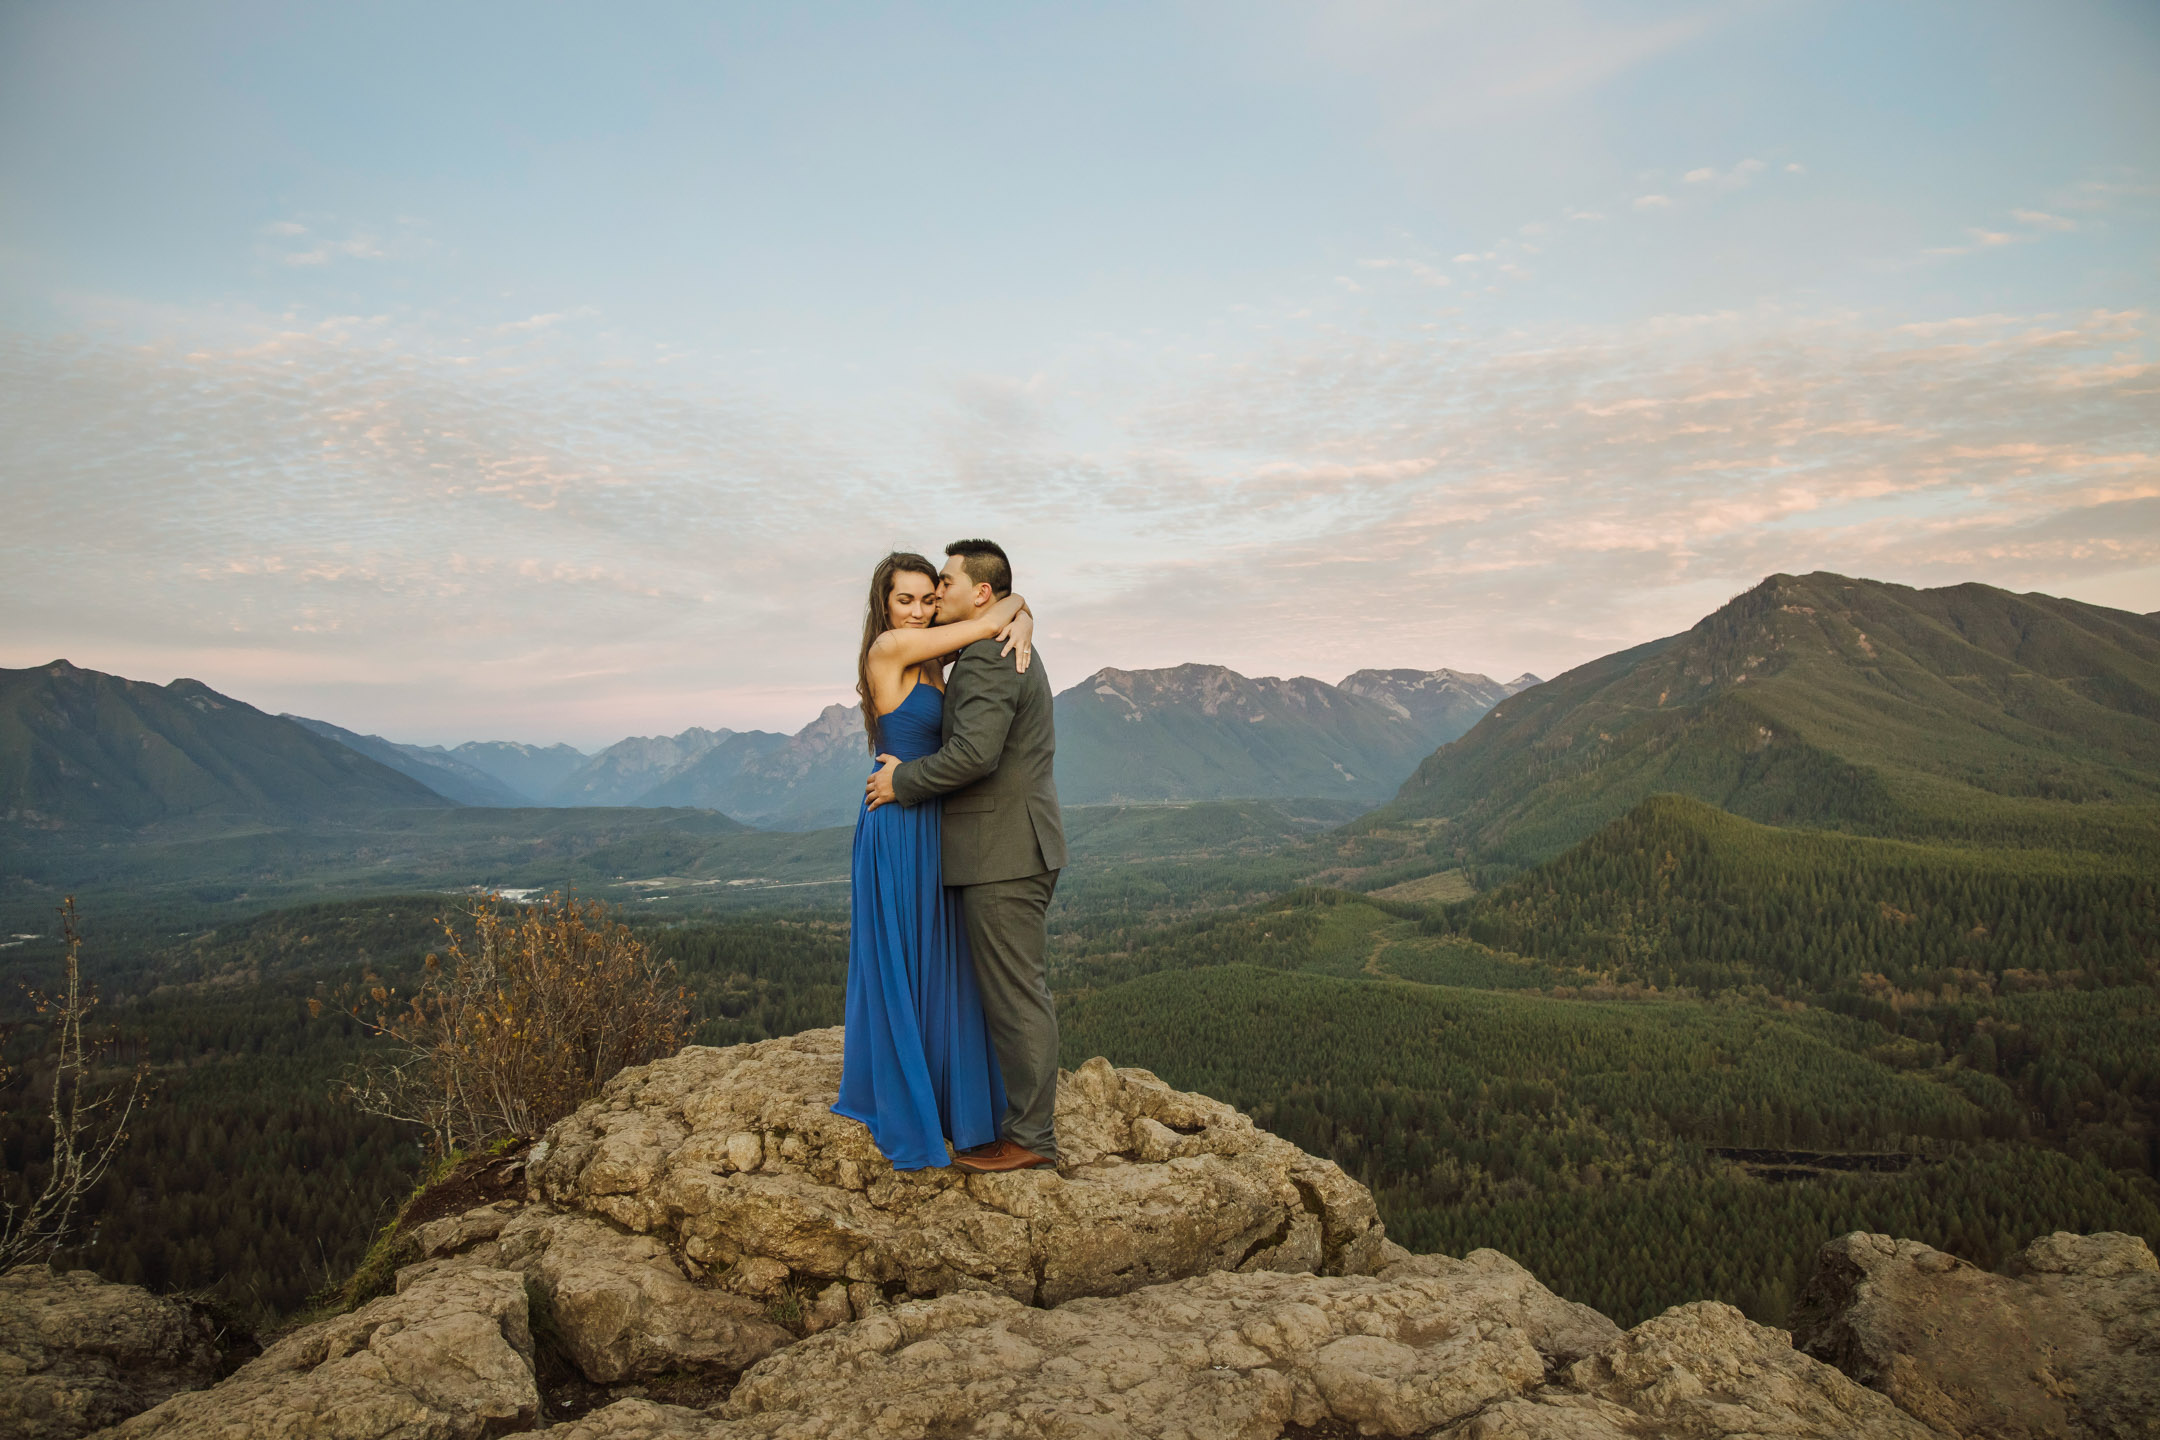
[865,538,1067,1172]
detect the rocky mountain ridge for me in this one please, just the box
[1054,663,1535,807]
[9,1026,2150,1440]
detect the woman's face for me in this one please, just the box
[886,570,938,630]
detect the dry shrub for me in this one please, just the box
[340,894,689,1155]
[2,898,153,1268]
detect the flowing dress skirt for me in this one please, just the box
[833,788,1006,1169]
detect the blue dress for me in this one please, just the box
[832,682,1007,1169]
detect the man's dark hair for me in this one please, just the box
[946,538,1012,597]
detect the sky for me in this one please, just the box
[3,0,2157,750]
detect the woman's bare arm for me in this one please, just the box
[871,593,1029,671]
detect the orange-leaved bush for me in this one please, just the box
[341,893,689,1155]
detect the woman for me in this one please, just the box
[831,551,1034,1169]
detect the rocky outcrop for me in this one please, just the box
[38,1021,2158,1440]
[1792,1230,2160,1440]
[524,1029,1386,1308]
[538,1261,1929,1440]
[105,1266,539,1440]
[0,1267,226,1440]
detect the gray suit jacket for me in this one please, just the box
[890,638,1067,886]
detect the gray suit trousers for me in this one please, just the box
[958,869,1060,1160]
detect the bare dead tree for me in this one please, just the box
[1,898,153,1270]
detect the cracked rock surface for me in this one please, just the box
[0,1266,226,1440]
[536,1261,1935,1440]
[1445,1300,1937,1439]
[542,1252,1597,1439]
[526,1028,1387,1306]
[1791,1230,2160,1440]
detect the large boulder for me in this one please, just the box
[103,1266,539,1440]
[1791,1230,2160,1439]
[525,1029,1387,1310]
[0,1266,226,1440]
[422,1209,795,1383]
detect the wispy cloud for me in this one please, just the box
[4,294,2154,741]
[1682,158,1767,189]
[2012,208,2077,232]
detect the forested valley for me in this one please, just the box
[8,799,2157,1330]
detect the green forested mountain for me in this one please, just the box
[0,661,451,829]
[1379,574,2160,863]
[1445,793,2160,996]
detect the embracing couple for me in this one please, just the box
[831,539,1065,1174]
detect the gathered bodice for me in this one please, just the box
[876,682,945,762]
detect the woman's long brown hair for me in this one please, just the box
[857,551,939,753]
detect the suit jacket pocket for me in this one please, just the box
[944,795,997,814]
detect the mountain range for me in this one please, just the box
[2,661,448,828]
[301,664,1540,826]
[26,570,2153,854]
[1052,664,1537,806]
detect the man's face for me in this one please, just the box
[935,554,986,623]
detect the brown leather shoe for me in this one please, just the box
[953,1140,1004,1159]
[953,1140,1055,1173]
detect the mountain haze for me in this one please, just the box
[443,740,589,801]
[285,716,530,807]
[639,703,868,830]
[0,661,450,828]
[547,727,734,805]
[1380,573,2160,862]
[1053,663,1528,805]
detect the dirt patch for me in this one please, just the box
[398,1147,533,1231]
[1368,868,1475,904]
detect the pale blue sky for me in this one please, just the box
[3,2,2156,746]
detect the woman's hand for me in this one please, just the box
[997,607,1034,672]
